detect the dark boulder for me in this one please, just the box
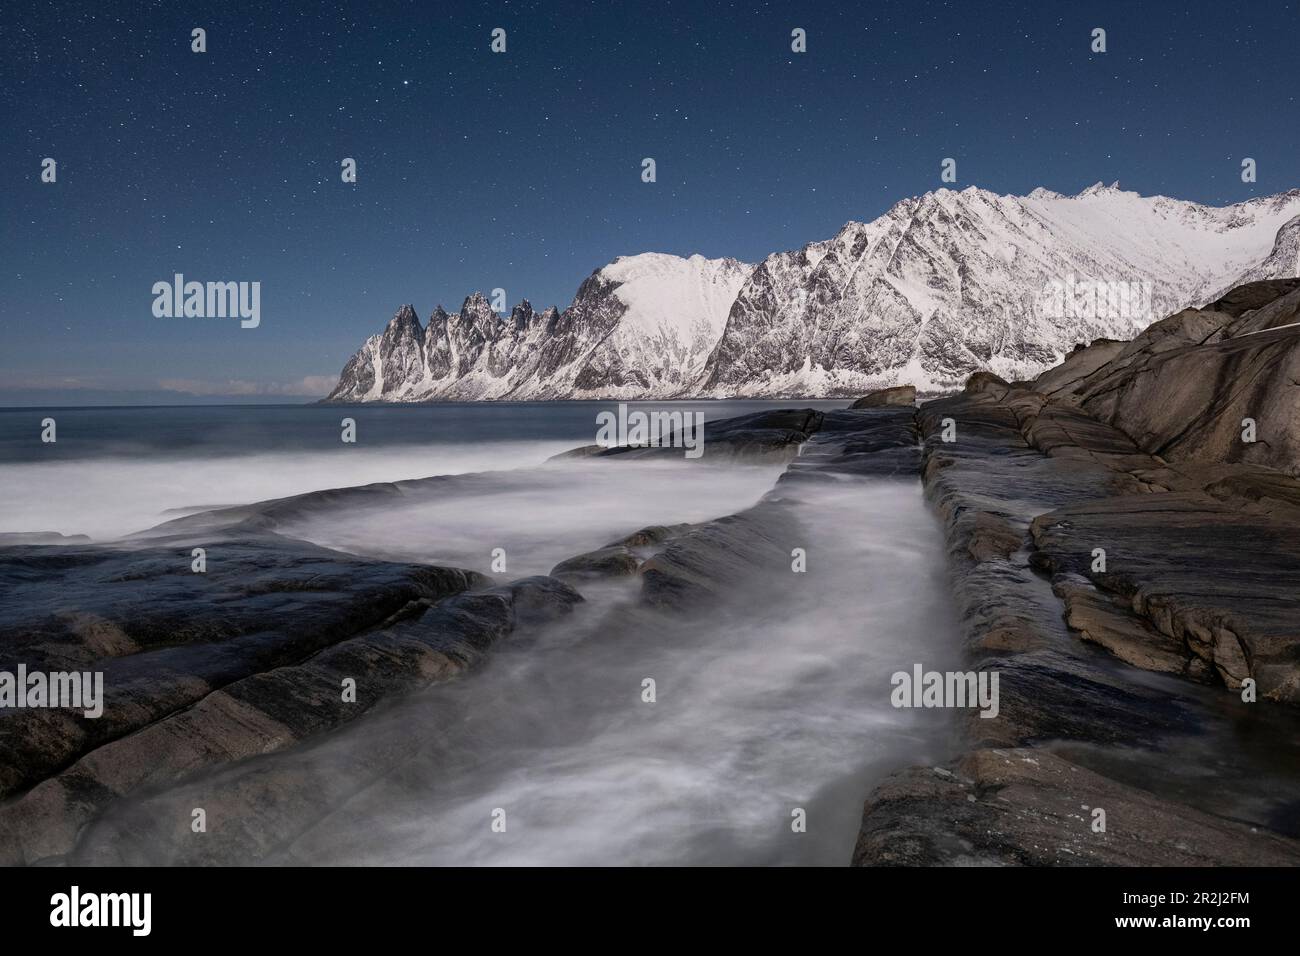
[850,384,916,408]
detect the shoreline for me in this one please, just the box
[2,279,1299,864]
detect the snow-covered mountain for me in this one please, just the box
[327,253,752,401]
[326,185,1300,401]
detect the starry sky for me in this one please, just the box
[2,0,1298,404]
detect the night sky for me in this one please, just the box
[3,0,1298,403]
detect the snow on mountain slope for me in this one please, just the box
[327,253,752,401]
[327,186,1300,401]
[1223,213,1300,289]
[700,185,1300,395]
[572,253,753,396]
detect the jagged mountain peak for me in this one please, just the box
[700,185,1300,396]
[1076,180,1123,197]
[387,303,422,330]
[460,291,495,312]
[327,186,1300,402]
[595,250,751,286]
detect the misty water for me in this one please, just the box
[255,478,961,865]
[2,402,962,864]
[0,401,840,541]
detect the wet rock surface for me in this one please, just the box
[0,527,580,864]
[554,407,825,463]
[548,524,692,583]
[854,279,1300,866]
[549,545,642,581]
[781,407,919,481]
[0,535,486,799]
[636,408,921,609]
[855,748,1300,866]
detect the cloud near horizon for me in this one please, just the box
[156,375,337,397]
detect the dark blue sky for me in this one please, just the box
[2,0,1298,402]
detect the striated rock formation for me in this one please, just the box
[1041,278,1300,477]
[853,278,1300,866]
[855,748,1300,866]
[0,531,582,865]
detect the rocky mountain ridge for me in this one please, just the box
[326,185,1300,401]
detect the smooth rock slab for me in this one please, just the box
[0,535,485,798]
[853,747,1300,866]
[0,575,581,865]
[1030,492,1300,700]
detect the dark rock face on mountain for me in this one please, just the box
[328,295,564,402]
[852,278,1300,866]
[326,188,1300,402]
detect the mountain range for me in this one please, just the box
[326,184,1300,401]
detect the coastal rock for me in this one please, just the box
[52,408,898,864]
[606,524,691,548]
[1052,575,1211,680]
[854,282,1300,865]
[780,407,920,480]
[637,507,797,610]
[1029,492,1300,699]
[0,532,92,545]
[963,370,1011,397]
[853,748,1300,866]
[967,512,1022,563]
[561,407,825,463]
[550,546,640,581]
[636,407,921,609]
[0,536,486,800]
[1047,281,1300,477]
[850,384,916,408]
[0,531,579,864]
